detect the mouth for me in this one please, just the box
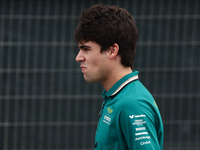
[80,66,86,72]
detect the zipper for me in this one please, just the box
[99,101,105,117]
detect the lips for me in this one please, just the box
[80,66,86,72]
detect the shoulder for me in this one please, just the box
[114,93,158,123]
[116,97,153,114]
[115,85,155,112]
[117,80,153,100]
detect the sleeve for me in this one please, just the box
[118,99,162,150]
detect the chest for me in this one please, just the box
[95,106,123,149]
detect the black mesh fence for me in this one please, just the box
[0,0,200,149]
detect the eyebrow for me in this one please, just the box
[79,45,91,49]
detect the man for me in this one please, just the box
[74,3,164,150]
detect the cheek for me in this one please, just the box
[88,57,101,68]
[84,58,108,83]
[87,53,108,72]
[92,60,105,72]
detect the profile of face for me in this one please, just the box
[76,41,110,84]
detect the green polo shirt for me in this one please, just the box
[94,71,164,150]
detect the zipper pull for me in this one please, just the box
[94,142,98,148]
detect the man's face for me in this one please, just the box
[76,41,109,84]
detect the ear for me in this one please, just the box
[108,43,119,59]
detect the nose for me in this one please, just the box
[75,50,85,62]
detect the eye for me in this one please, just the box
[79,45,91,52]
[84,48,89,51]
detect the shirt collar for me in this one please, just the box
[102,70,139,98]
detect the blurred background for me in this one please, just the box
[0,0,199,149]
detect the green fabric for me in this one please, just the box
[95,71,164,150]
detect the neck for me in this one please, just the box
[101,67,132,92]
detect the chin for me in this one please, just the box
[85,79,98,84]
[84,76,99,84]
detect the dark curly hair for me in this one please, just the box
[74,3,138,69]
